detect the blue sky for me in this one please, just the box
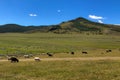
[0,0,120,26]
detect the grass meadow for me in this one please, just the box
[0,33,120,80]
[0,60,120,80]
[0,33,119,55]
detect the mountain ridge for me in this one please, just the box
[0,17,120,34]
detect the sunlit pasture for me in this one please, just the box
[0,33,119,55]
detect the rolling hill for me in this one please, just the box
[0,17,120,34]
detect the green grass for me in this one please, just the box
[0,60,120,80]
[0,33,119,54]
[0,33,120,80]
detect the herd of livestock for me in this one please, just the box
[0,49,116,63]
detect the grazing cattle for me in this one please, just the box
[47,53,53,57]
[34,57,40,61]
[24,55,30,58]
[82,51,88,54]
[8,57,19,63]
[24,54,33,58]
[71,52,74,55]
[106,50,112,53]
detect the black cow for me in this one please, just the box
[71,52,74,55]
[106,50,112,53]
[47,53,53,57]
[82,51,88,54]
[8,57,19,63]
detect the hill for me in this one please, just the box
[0,17,120,34]
[49,17,120,34]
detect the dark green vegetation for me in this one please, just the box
[0,17,120,34]
[0,60,120,80]
[0,33,119,54]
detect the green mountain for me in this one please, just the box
[0,17,120,34]
[49,17,120,34]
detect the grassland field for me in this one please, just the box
[1,60,120,80]
[0,33,120,80]
[0,33,119,55]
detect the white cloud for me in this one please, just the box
[98,20,103,23]
[29,14,37,17]
[89,15,104,20]
[57,10,61,13]
[88,15,105,23]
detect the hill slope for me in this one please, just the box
[49,17,120,34]
[0,17,120,34]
